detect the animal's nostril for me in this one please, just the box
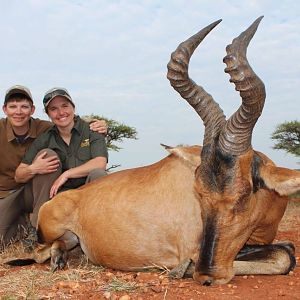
[203,279,212,286]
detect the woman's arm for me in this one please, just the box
[15,151,60,183]
[49,156,107,198]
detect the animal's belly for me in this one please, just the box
[77,217,202,271]
[74,186,202,270]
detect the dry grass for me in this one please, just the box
[0,246,106,299]
[0,241,27,260]
[0,266,106,298]
[0,268,53,299]
[101,277,139,292]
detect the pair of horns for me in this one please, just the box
[167,16,265,156]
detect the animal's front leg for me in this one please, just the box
[234,242,296,275]
[169,258,195,279]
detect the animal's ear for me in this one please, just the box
[260,165,300,196]
[161,144,201,168]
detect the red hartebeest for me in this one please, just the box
[6,17,300,285]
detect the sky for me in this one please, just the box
[0,0,299,170]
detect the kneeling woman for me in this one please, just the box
[15,88,108,225]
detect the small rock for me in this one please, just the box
[106,272,114,277]
[103,291,111,299]
[242,275,248,279]
[119,295,130,300]
[253,285,259,289]
[136,272,158,283]
[278,290,286,296]
[55,281,79,290]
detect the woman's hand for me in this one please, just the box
[50,171,70,198]
[89,119,108,135]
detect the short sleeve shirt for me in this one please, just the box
[22,116,108,189]
[0,118,52,198]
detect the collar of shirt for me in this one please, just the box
[6,117,39,142]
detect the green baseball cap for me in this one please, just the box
[43,87,75,110]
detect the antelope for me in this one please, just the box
[6,17,300,285]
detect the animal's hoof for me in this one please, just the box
[50,247,67,272]
[169,258,192,279]
[51,256,66,272]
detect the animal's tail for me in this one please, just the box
[4,244,51,267]
[5,258,36,266]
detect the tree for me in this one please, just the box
[271,120,300,157]
[82,114,138,170]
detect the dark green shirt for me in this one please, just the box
[22,116,108,189]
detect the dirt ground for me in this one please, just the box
[1,200,300,300]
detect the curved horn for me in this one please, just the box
[167,20,226,146]
[218,16,266,155]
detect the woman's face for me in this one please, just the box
[46,96,75,129]
[3,99,35,130]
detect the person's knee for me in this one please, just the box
[31,149,62,193]
[34,148,60,161]
[86,168,107,183]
